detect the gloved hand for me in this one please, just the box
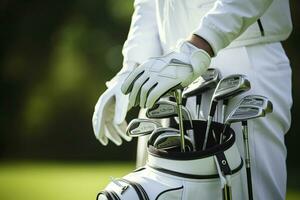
[121,41,211,108]
[92,66,137,146]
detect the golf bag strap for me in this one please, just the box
[214,152,234,200]
[215,152,232,175]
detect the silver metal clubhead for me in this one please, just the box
[225,106,265,124]
[153,132,193,151]
[183,68,220,97]
[238,95,273,114]
[213,74,251,101]
[148,127,179,146]
[126,118,161,137]
[146,100,191,120]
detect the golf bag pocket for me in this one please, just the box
[98,167,184,200]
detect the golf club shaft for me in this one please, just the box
[203,100,218,150]
[221,99,229,123]
[202,116,212,150]
[242,121,253,200]
[219,124,230,144]
[174,89,185,152]
[221,104,226,123]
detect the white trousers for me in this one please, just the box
[136,42,292,200]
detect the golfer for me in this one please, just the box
[93,0,292,199]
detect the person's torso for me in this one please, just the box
[155,0,293,53]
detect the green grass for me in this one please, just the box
[0,161,135,200]
[0,161,299,200]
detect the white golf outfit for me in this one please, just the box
[122,0,292,199]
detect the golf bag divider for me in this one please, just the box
[98,121,246,200]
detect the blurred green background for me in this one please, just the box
[0,0,299,199]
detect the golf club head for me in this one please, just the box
[148,127,179,146]
[183,68,220,97]
[213,74,251,101]
[238,95,273,114]
[126,118,162,137]
[146,100,191,120]
[225,106,265,124]
[153,132,194,151]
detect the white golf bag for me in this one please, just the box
[97,121,246,200]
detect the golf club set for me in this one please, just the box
[98,69,273,200]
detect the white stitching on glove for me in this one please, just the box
[121,41,211,108]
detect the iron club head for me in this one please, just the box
[238,95,273,114]
[148,127,179,146]
[146,100,192,121]
[126,118,162,137]
[225,106,265,124]
[183,68,220,98]
[213,74,251,101]
[153,131,194,151]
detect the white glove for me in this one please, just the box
[121,41,211,108]
[92,67,137,146]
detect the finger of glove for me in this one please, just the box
[93,112,108,145]
[121,67,145,95]
[146,81,179,108]
[114,92,129,124]
[105,122,123,146]
[114,121,132,142]
[92,93,111,145]
[139,79,158,108]
[129,74,149,108]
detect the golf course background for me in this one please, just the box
[0,0,299,199]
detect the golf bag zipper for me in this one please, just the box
[111,177,129,194]
[118,178,149,200]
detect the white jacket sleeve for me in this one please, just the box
[194,0,273,55]
[122,0,162,69]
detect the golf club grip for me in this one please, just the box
[246,167,253,200]
[209,100,218,117]
[196,94,202,119]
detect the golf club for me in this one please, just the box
[183,68,220,119]
[174,89,185,152]
[202,74,251,150]
[218,75,251,122]
[146,99,192,124]
[146,99,195,150]
[126,118,162,137]
[148,127,180,146]
[221,104,273,200]
[153,131,194,151]
[238,95,273,114]
[219,95,273,143]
